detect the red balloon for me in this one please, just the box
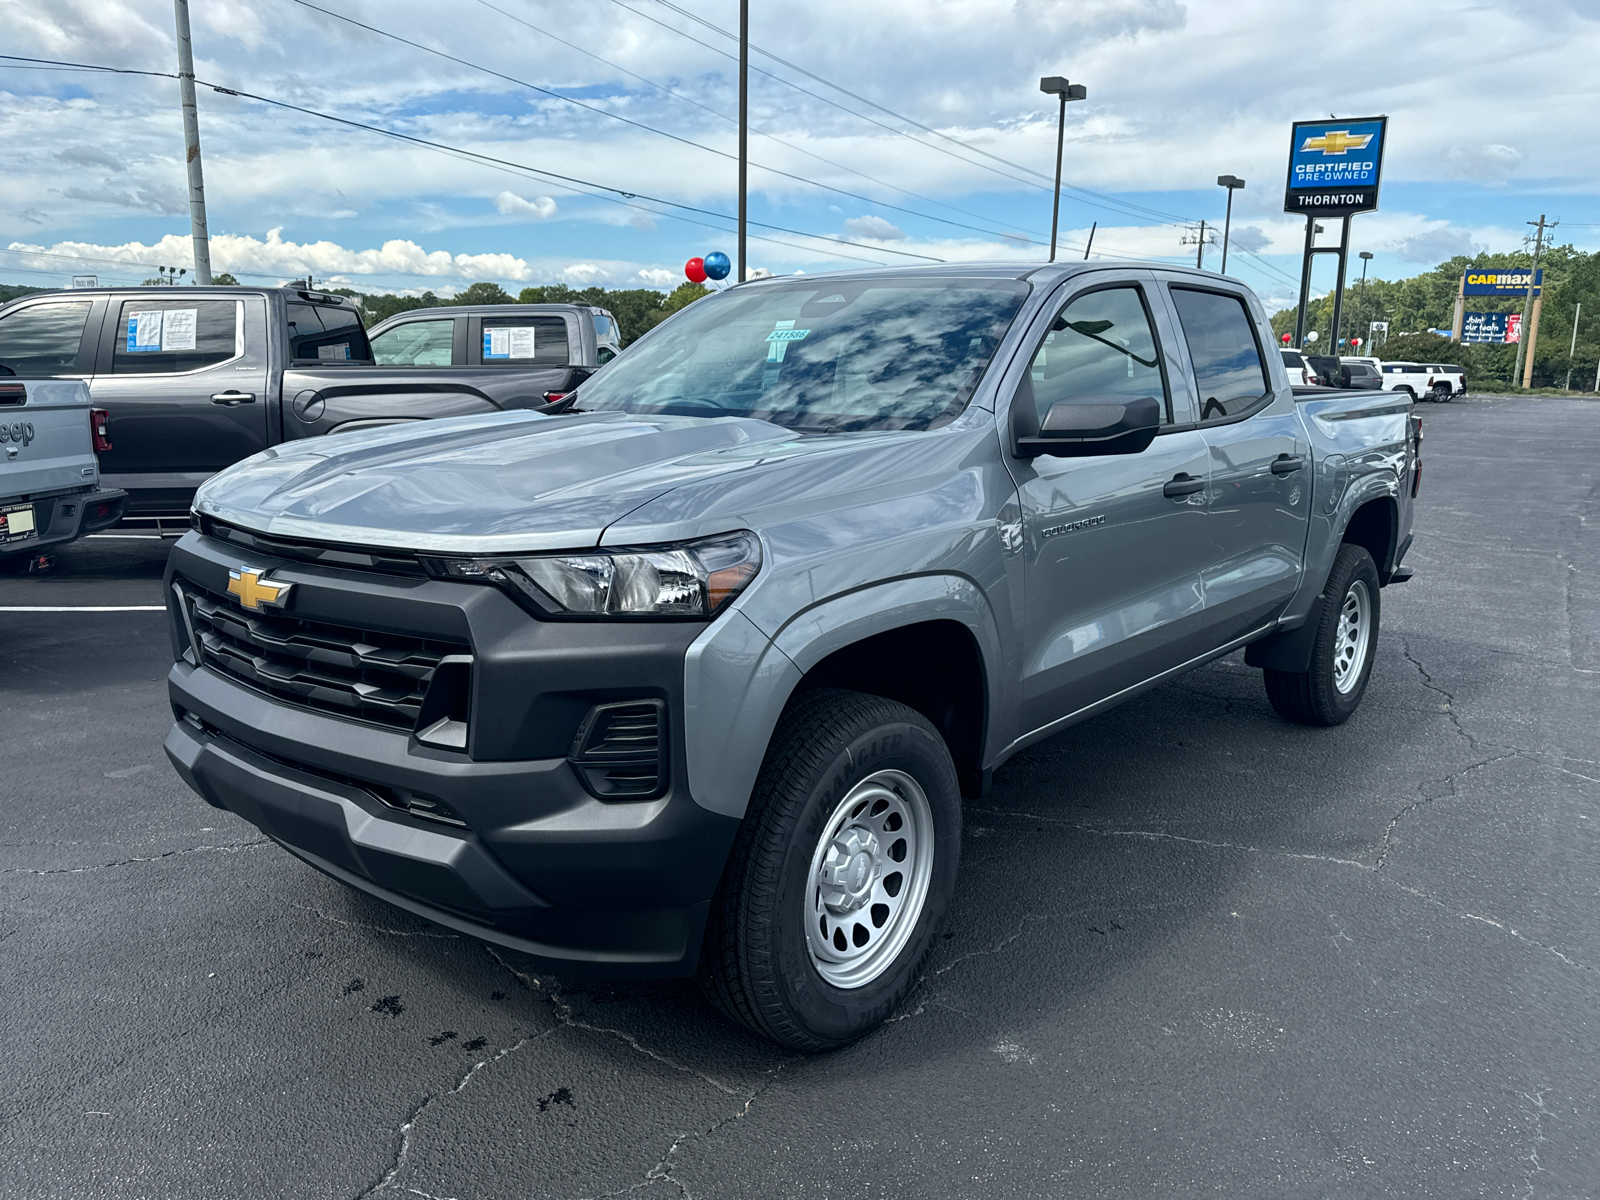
[1280,332,1292,343]
[684,257,707,283]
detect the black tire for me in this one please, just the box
[1431,384,1452,403]
[1263,544,1381,727]
[698,688,961,1051]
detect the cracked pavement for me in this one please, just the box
[3,394,1598,1197]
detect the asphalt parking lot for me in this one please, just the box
[4,392,1598,1199]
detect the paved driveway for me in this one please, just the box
[4,394,1597,1198]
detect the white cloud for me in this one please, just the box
[562,262,610,284]
[842,215,907,241]
[1442,143,1524,183]
[636,267,678,287]
[1393,226,1482,263]
[1227,225,1270,255]
[493,191,558,220]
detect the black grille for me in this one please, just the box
[199,517,427,577]
[568,700,666,799]
[180,582,469,733]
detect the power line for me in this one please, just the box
[0,53,931,266]
[286,0,1028,250]
[624,0,1200,229]
[480,0,1051,247]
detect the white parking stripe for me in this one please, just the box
[0,605,166,612]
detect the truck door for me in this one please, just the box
[90,295,270,508]
[1006,277,1216,732]
[1158,281,1311,642]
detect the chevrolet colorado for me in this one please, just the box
[162,262,1418,1049]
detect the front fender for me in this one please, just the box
[681,574,1006,819]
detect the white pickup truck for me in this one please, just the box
[1377,361,1466,402]
[0,377,125,564]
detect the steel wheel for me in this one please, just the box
[803,768,935,990]
[1332,578,1372,695]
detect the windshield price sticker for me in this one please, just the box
[484,327,538,360]
[126,309,199,352]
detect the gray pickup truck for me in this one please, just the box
[0,287,610,522]
[0,378,125,563]
[161,261,1419,1050]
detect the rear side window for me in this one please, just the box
[113,299,238,375]
[1169,287,1270,421]
[0,302,93,376]
[287,302,372,362]
[371,319,455,366]
[1281,351,1306,368]
[481,316,569,365]
[591,311,618,343]
[1025,285,1168,424]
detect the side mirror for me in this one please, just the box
[1015,394,1162,458]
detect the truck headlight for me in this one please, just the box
[433,531,761,619]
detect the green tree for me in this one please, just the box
[212,272,240,285]
[454,281,514,305]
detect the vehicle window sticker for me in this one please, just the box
[762,320,809,386]
[317,343,351,361]
[485,327,510,359]
[127,311,163,352]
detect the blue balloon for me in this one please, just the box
[703,251,731,281]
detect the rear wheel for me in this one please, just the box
[1263,544,1381,726]
[1431,383,1452,403]
[698,688,961,1051]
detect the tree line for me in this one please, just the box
[1270,245,1600,388]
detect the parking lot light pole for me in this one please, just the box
[1039,78,1086,262]
[1216,175,1244,273]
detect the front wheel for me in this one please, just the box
[1263,544,1381,726]
[698,689,961,1050]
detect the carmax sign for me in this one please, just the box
[1463,269,1542,296]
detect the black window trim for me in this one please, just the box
[104,295,247,379]
[1016,278,1176,432]
[368,314,462,368]
[1164,281,1276,431]
[0,295,105,378]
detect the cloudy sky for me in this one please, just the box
[2,0,1597,310]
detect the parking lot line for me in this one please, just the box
[0,605,166,612]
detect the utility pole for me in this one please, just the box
[736,0,748,283]
[173,0,213,285]
[1195,219,1207,269]
[1566,302,1581,391]
[1082,221,1096,260]
[1513,214,1552,388]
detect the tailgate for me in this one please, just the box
[0,379,97,499]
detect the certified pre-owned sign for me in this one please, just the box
[1283,117,1388,217]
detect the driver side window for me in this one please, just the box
[1027,286,1168,424]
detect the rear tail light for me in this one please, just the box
[90,408,113,452]
[542,392,567,404]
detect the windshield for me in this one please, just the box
[573,277,1030,433]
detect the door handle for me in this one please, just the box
[1270,454,1305,475]
[211,391,256,406]
[1163,473,1205,498]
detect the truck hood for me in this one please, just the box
[193,410,800,553]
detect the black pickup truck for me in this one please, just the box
[0,287,611,519]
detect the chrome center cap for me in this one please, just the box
[819,826,880,911]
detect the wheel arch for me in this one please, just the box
[1341,493,1399,583]
[681,576,1003,818]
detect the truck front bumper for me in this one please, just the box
[161,531,742,978]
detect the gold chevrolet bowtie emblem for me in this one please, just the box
[226,567,292,612]
[1301,130,1374,156]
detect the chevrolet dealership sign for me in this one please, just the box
[1284,117,1388,217]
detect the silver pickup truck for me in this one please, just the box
[0,378,125,563]
[161,261,1419,1049]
